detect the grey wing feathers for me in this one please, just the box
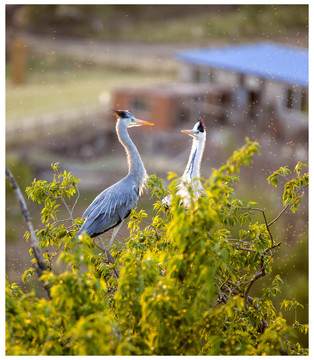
[82,190,107,219]
[78,179,139,237]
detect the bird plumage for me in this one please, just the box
[77,110,153,240]
[163,118,206,207]
[78,178,139,237]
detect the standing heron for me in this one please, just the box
[163,117,206,207]
[77,110,154,262]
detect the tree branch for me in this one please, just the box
[239,207,274,245]
[58,192,79,227]
[267,204,290,227]
[226,238,250,245]
[267,184,307,228]
[244,255,266,310]
[6,165,51,298]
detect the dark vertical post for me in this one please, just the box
[11,38,27,85]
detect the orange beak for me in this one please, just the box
[135,119,154,126]
[181,129,195,135]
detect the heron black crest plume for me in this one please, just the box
[113,109,130,118]
[192,102,206,132]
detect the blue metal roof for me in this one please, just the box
[176,43,308,87]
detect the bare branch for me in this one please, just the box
[71,187,80,214]
[244,256,266,310]
[227,238,250,245]
[267,184,308,228]
[236,246,254,252]
[239,207,274,245]
[6,165,51,298]
[267,204,290,227]
[217,276,265,314]
[267,185,307,227]
[58,195,78,227]
[263,242,281,256]
[238,184,307,249]
[58,186,81,228]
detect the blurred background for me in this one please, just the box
[5,4,308,346]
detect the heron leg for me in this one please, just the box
[105,221,123,263]
[92,237,106,252]
[92,236,119,279]
[98,237,106,250]
[106,222,123,280]
[93,237,116,267]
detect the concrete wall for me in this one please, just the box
[213,69,238,87]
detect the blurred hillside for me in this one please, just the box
[6,4,308,45]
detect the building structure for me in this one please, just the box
[112,42,308,138]
[113,82,230,130]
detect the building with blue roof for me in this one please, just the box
[176,42,308,138]
[113,42,308,141]
[177,43,308,87]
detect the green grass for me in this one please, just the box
[6,66,174,120]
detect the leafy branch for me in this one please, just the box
[220,162,308,312]
[6,165,51,298]
[5,140,308,356]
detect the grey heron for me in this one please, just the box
[77,110,154,262]
[163,118,206,207]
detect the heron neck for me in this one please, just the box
[116,119,148,186]
[182,134,206,181]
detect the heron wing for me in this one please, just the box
[79,179,139,237]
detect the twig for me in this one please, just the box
[71,187,80,214]
[217,275,232,296]
[239,207,274,245]
[236,246,254,252]
[259,185,307,229]
[59,194,78,227]
[216,277,263,313]
[267,204,290,227]
[6,165,51,298]
[93,237,106,252]
[238,186,307,248]
[227,238,250,245]
[262,242,281,257]
[244,256,266,310]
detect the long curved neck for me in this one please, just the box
[182,134,206,181]
[116,119,148,189]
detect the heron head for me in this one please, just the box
[181,118,206,139]
[113,110,154,127]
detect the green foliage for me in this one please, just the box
[6,141,308,355]
[26,163,79,206]
[267,162,308,213]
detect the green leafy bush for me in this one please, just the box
[6,139,308,355]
